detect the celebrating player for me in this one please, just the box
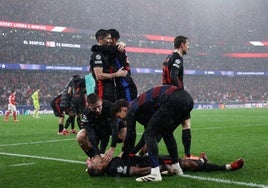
[86,152,244,177]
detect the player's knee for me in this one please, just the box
[182,119,191,129]
[76,129,86,141]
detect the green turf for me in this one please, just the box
[0,108,268,188]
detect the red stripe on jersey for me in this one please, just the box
[97,80,104,99]
[152,86,162,97]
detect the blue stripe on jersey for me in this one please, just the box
[129,85,178,111]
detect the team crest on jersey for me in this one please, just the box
[96,54,101,60]
[81,114,89,123]
[117,166,127,174]
[175,59,181,65]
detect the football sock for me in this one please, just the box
[34,110,38,117]
[226,164,231,170]
[13,111,17,120]
[64,117,71,129]
[70,116,75,129]
[198,163,226,171]
[182,129,191,157]
[5,111,10,117]
[172,162,183,175]
[58,124,64,132]
[77,117,82,129]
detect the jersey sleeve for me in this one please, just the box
[169,58,183,86]
[90,53,103,68]
[109,117,121,148]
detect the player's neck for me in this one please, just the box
[174,49,183,57]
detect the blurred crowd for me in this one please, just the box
[0,0,267,109]
[0,69,267,109]
[0,37,267,72]
[0,28,267,108]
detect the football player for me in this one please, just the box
[86,152,244,177]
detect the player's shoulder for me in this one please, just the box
[82,108,91,116]
[103,100,113,108]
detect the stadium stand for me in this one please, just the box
[0,1,267,109]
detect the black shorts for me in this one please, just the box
[52,104,64,117]
[72,102,84,115]
[51,99,64,117]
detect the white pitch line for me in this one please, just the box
[10,162,35,167]
[0,152,85,164]
[1,123,267,147]
[0,152,267,188]
[183,174,268,188]
[1,123,266,147]
[0,138,75,147]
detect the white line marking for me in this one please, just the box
[10,162,35,167]
[1,124,266,147]
[0,152,84,164]
[0,138,75,147]
[0,152,267,188]
[183,174,268,188]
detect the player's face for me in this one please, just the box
[111,37,117,46]
[182,40,189,55]
[87,157,103,175]
[101,34,112,45]
[88,100,103,115]
[87,156,109,175]
[116,107,128,119]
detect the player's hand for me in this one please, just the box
[165,164,176,175]
[118,152,124,158]
[117,42,126,52]
[103,147,115,162]
[116,67,128,77]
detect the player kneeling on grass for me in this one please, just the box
[76,94,129,161]
[86,152,244,177]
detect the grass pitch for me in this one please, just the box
[0,108,268,188]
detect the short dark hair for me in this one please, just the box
[174,36,188,49]
[87,168,105,177]
[72,75,81,81]
[95,29,110,42]
[87,93,101,104]
[108,29,120,40]
[111,99,129,115]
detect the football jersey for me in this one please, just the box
[9,93,16,105]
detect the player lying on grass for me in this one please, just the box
[86,152,244,177]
